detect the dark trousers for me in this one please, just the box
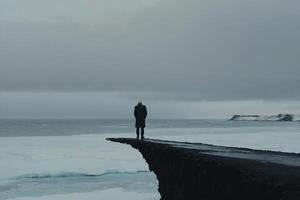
[136,127,144,139]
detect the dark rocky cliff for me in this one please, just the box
[107,138,300,200]
[229,114,296,121]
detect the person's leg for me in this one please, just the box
[141,127,144,139]
[136,128,139,140]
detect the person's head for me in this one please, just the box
[138,100,142,104]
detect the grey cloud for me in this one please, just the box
[2,92,300,119]
[1,0,300,101]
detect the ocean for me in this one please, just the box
[1,119,300,200]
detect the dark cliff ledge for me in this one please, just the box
[107,138,300,200]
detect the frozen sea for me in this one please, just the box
[1,119,300,200]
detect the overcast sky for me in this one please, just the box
[1,0,300,118]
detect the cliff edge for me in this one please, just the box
[107,138,300,200]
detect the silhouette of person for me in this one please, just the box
[134,100,147,140]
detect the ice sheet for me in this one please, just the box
[8,188,159,200]
[1,123,300,200]
[0,133,147,180]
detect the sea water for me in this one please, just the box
[1,119,300,200]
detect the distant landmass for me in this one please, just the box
[229,114,300,122]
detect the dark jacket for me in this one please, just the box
[134,103,147,128]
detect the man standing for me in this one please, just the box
[134,101,147,140]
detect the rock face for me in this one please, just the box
[107,138,300,200]
[229,114,297,121]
